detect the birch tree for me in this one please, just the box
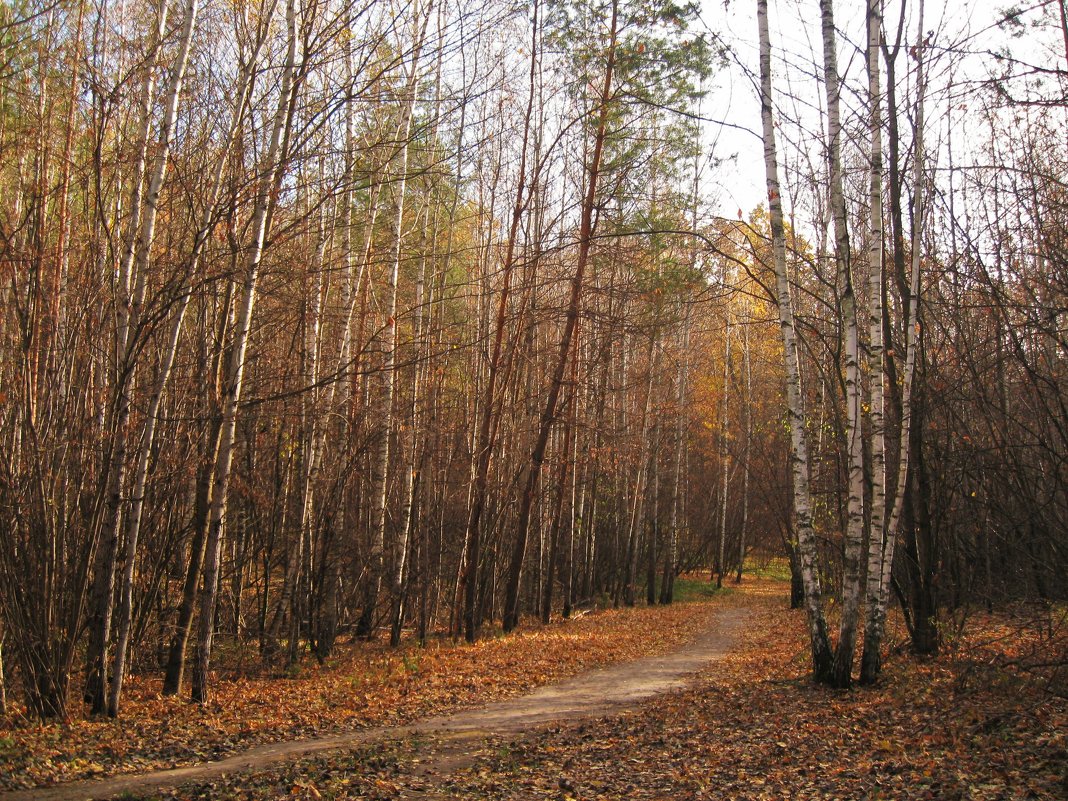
[160,8,275,696]
[83,0,173,715]
[359,0,431,638]
[192,0,301,703]
[756,0,833,682]
[861,0,926,684]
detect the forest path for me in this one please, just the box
[3,605,750,801]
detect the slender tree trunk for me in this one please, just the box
[542,345,578,623]
[162,298,229,696]
[860,0,887,685]
[391,219,430,647]
[502,0,617,632]
[861,0,926,683]
[717,318,732,589]
[360,7,429,638]
[315,29,371,661]
[84,1,170,715]
[646,416,660,606]
[192,0,299,703]
[267,211,327,656]
[107,0,199,718]
[661,307,690,603]
[736,320,752,583]
[624,335,656,606]
[820,0,867,689]
[159,20,263,693]
[460,0,540,642]
[756,0,833,683]
[563,390,581,617]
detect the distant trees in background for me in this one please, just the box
[0,0,1064,719]
[0,0,735,720]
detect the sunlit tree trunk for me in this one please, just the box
[107,0,199,718]
[757,0,833,683]
[192,0,299,703]
[160,19,266,694]
[502,0,618,632]
[84,1,169,715]
[360,5,429,638]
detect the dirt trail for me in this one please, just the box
[2,606,749,801]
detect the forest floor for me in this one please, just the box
[0,577,730,796]
[2,575,1066,800]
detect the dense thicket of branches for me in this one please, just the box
[752,0,1068,686]
[0,0,1064,719]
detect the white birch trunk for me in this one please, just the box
[363,5,429,636]
[85,0,169,715]
[157,27,266,693]
[862,0,926,682]
[757,0,833,681]
[860,0,888,684]
[192,0,300,702]
[820,0,867,688]
[391,17,448,644]
[107,0,200,717]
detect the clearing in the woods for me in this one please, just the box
[1,576,1065,800]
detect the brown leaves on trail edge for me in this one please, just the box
[446,586,1068,801]
[0,592,725,791]
[141,743,416,801]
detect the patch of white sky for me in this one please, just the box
[690,0,1068,233]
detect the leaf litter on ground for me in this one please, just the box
[0,593,722,790]
[4,577,1066,800]
[441,581,1068,801]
